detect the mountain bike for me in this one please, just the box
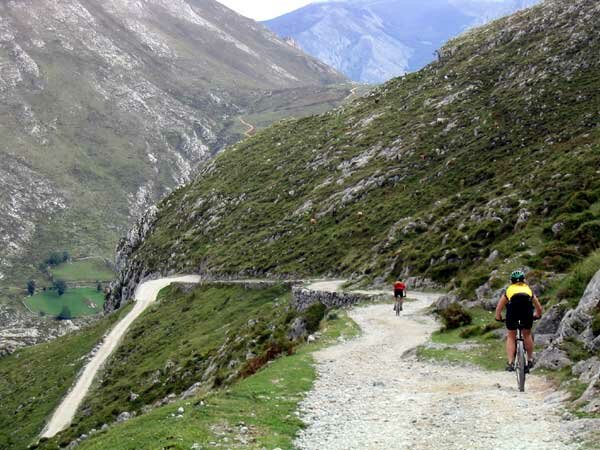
[497,317,538,392]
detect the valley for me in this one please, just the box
[1,0,599,449]
[0,0,354,352]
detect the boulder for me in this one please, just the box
[433,294,458,312]
[536,345,572,370]
[572,357,600,384]
[181,382,202,400]
[535,303,568,335]
[486,249,500,263]
[116,411,132,423]
[287,317,308,341]
[575,373,600,414]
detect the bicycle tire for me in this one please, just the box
[516,341,526,392]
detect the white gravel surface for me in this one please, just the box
[295,293,581,450]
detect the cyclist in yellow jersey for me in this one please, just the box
[495,270,543,372]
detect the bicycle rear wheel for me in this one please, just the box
[516,341,526,392]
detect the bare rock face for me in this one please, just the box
[536,269,600,412]
[555,269,600,349]
[106,206,160,312]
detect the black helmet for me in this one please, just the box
[510,270,525,283]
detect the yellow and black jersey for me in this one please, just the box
[506,282,533,303]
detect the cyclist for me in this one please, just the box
[393,279,406,315]
[495,270,543,372]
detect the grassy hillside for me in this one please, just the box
[0,306,129,450]
[112,0,600,307]
[39,305,358,450]
[36,283,331,449]
[50,259,114,283]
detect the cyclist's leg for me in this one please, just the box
[506,330,517,363]
[523,329,534,360]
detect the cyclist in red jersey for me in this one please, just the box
[393,280,406,314]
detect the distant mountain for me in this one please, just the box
[0,0,347,297]
[264,0,542,83]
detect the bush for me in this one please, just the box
[302,302,327,334]
[326,312,339,321]
[538,245,581,271]
[439,303,473,330]
[459,325,483,338]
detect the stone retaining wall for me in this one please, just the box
[292,286,383,311]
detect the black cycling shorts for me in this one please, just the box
[506,299,534,330]
[394,289,405,298]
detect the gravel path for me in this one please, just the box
[295,293,580,450]
[41,275,201,438]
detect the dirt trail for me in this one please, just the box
[41,275,201,438]
[239,117,256,137]
[295,292,580,450]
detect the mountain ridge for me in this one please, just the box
[264,0,542,83]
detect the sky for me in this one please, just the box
[216,0,320,21]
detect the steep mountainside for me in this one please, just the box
[264,0,541,83]
[109,0,599,311]
[0,0,347,302]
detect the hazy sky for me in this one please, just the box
[217,0,318,21]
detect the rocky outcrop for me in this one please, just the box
[536,268,600,412]
[105,207,160,312]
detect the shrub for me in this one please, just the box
[482,320,504,334]
[326,312,339,321]
[439,303,472,330]
[302,302,327,334]
[459,325,483,338]
[538,245,581,271]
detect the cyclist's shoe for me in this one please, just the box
[524,364,530,374]
[527,359,536,371]
[505,362,515,372]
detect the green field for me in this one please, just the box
[25,288,105,317]
[50,259,115,283]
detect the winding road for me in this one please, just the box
[239,117,256,137]
[41,277,582,449]
[41,275,201,438]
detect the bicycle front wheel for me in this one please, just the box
[516,341,526,392]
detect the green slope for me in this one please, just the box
[112,0,600,307]
[40,302,358,450]
[0,307,129,450]
[36,283,331,449]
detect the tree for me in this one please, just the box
[27,280,36,296]
[53,279,67,296]
[57,306,72,320]
[46,252,63,267]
